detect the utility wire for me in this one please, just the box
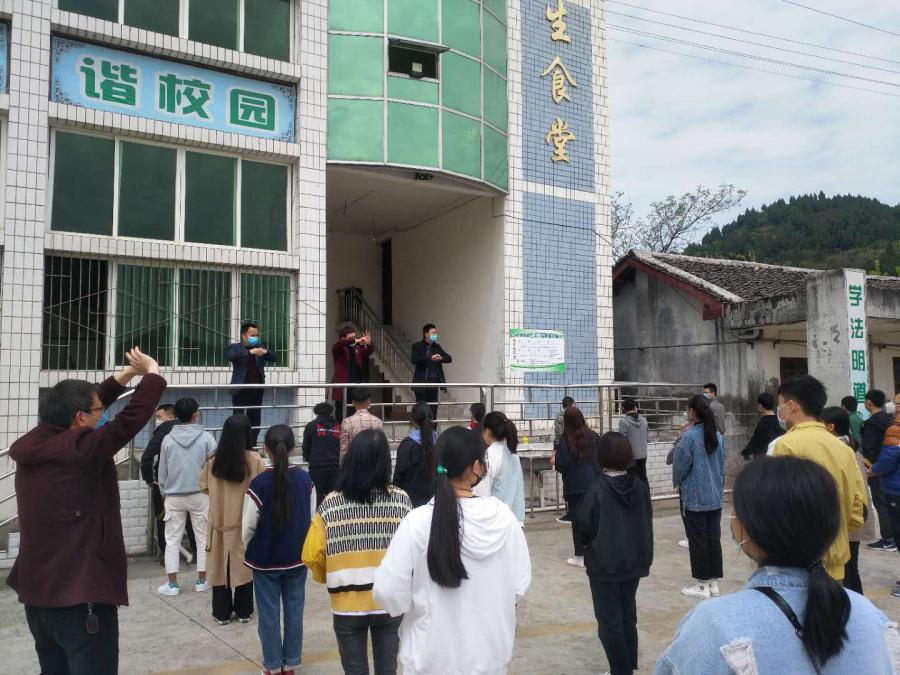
[777,0,900,39]
[604,0,900,65]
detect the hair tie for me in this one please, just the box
[436,465,447,475]
[806,560,824,572]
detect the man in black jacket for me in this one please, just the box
[411,323,452,420]
[740,393,784,460]
[301,402,341,508]
[862,389,896,551]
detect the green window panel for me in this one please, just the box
[327,98,384,162]
[387,76,438,105]
[118,142,176,241]
[483,67,508,132]
[245,0,291,61]
[124,0,179,36]
[51,132,114,236]
[185,152,236,246]
[442,52,481,118]
[241,273,291,368]
[388,0,438,43]
[189,0,239,51]
[328,35,384,97]
[442,0,480,57]
[442,111,481,179]
[483,0,507,25]
[58,0,117,22]
[241,161,288,251]
[178,269,231,367]
[483,11,507,77]
[330,0,383,32]
[483,125,508,191]
[115,265,174,367]
[387,102,438,167]
[42,257,108,371]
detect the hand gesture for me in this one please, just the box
[359,331,371,345]
[125,347,160,375]
[250,347,267,356]
[431,354,442,362]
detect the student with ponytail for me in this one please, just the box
[373,427,531,675]
[475,411,526,524]
[393,402,438,507]
[242,425,314,675]
[656,456,894,674]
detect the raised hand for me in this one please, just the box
[125,347,161,375]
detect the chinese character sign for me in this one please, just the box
[510,329,566,372]
[845,271,868,403]
[52,38,295,142]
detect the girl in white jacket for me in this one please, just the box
[373,426,532,675]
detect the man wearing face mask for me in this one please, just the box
[330,325,373,422]
[411,323,452,420]
[7,348,165,675]
[228,322,277,444]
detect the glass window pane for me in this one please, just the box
[42,257,108,370]
[51,133,114,236]
[241,274,291,368]
[244,0,291,61]
[241,161,287,251]
[178,269,231,367]
[184,152,236,246]
[118,142,176,241]
[116,265,174,366]
[189,0,239,51]
[124,0,180,36]
[59,0,118,22]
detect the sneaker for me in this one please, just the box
[681,583,711,599]
[887,542,898,552]
[157,582,180,596]
[556,513,572,525]
[867,539,896,551]
[195,579,210,592]
[892,586,900,598]
[566,556,585,568]
[678,539,689,549]
[709,580,720,597]
[215,618,231,626]
[238,617,252,624]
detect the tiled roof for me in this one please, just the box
[868,275,900,292]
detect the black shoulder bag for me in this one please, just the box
[752,586,822,675]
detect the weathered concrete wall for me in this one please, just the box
[726,293,807,329]
[868,284,900,321]
[806,270,854,407]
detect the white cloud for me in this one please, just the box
[606,0,900,234]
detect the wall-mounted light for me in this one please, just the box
[415,172,434,181]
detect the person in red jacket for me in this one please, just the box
[7,347,166,675]
[330,325,373,422]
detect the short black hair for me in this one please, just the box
[840,395,858,412]
[351,388,372,403]
[562,396,575,407]
[339,325,355,339]
[39,379,97,427]
[470,402,485,423]
[778,376,827,419]
[866,389,886,408]
[757,393,775,411]
[240,322,258,336]
[314,401,334,416]
[336,429,392,504]
[597,431,635,470]
[703,383,718,394]
[156,403,175,414]
[174,397,200,423]
[422,323,436,336]
[622,398,638,413]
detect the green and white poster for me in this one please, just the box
[509,329,565,372]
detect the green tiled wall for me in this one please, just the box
[442,52,481,118]
[389,0,438,42]
[387,76,439,105]
[387,103,439,167]
[328,99,384,162]
[329,0,383,32]
[483,67,508,132]
[442,111,481,178]
[442,0,480,57]
[328,35,384,97]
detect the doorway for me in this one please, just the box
[381,239,393,325]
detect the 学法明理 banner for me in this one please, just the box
[509,329,566,373]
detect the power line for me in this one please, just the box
[604,0,900,65]
[778,0,900,39]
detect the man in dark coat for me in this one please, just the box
[862,389,896,551]
[7,347,165,675]
[740,393,784,460]
[330,325,373,422]
[227,321,277,444]
[411,323,452,420]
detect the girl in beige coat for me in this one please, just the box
[200,414,267,624]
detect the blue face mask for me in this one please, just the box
[702,392,711,399]
[96,411,110,428]
[429,334,439,343]
[247,336,260,347]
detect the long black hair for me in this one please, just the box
[427,426,486,589]
[563,406,593,464]
[482,411,519,453]
[335,429,392,503]
[733,456,850,667]
[688,394,718,454]
[264,425,295,530]
[410,402,436,478]
[211,414,253,483]
[822,406,859,451]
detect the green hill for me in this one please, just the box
[684,193,900,275]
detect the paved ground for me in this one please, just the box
[3,503,899,674]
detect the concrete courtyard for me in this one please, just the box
[2,504,899,674]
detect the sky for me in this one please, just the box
[605,0,900,234]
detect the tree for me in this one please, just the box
[612,184,748,259]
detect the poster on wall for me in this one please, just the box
[845,270,868,404]
[509,329,565,373]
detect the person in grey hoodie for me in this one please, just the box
[619,399,649,483]
[158,397,217,596]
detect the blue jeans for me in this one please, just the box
[253,567,307,671]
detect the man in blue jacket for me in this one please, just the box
[411,323,452,420]
[227,322,277,444]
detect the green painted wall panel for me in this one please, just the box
[442,111,481,178]
[387,102,438,167]
[483,11,507,76]
[328,35,384,97]
[484,126,508,190]
[442,0,481,57]
[328,98,384,162]
[483,67,507,132]
[329,0,383,33]
[387,76,439,104]
[388,0,438,43]
[442,52,481,118]
[483,0,506,25]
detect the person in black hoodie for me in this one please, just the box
[302,402,341,508]
[553,406,599,567]
[740,393,784,460]
[574,431,653,675]
[862,389,896,551]
[393,402,437,507]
